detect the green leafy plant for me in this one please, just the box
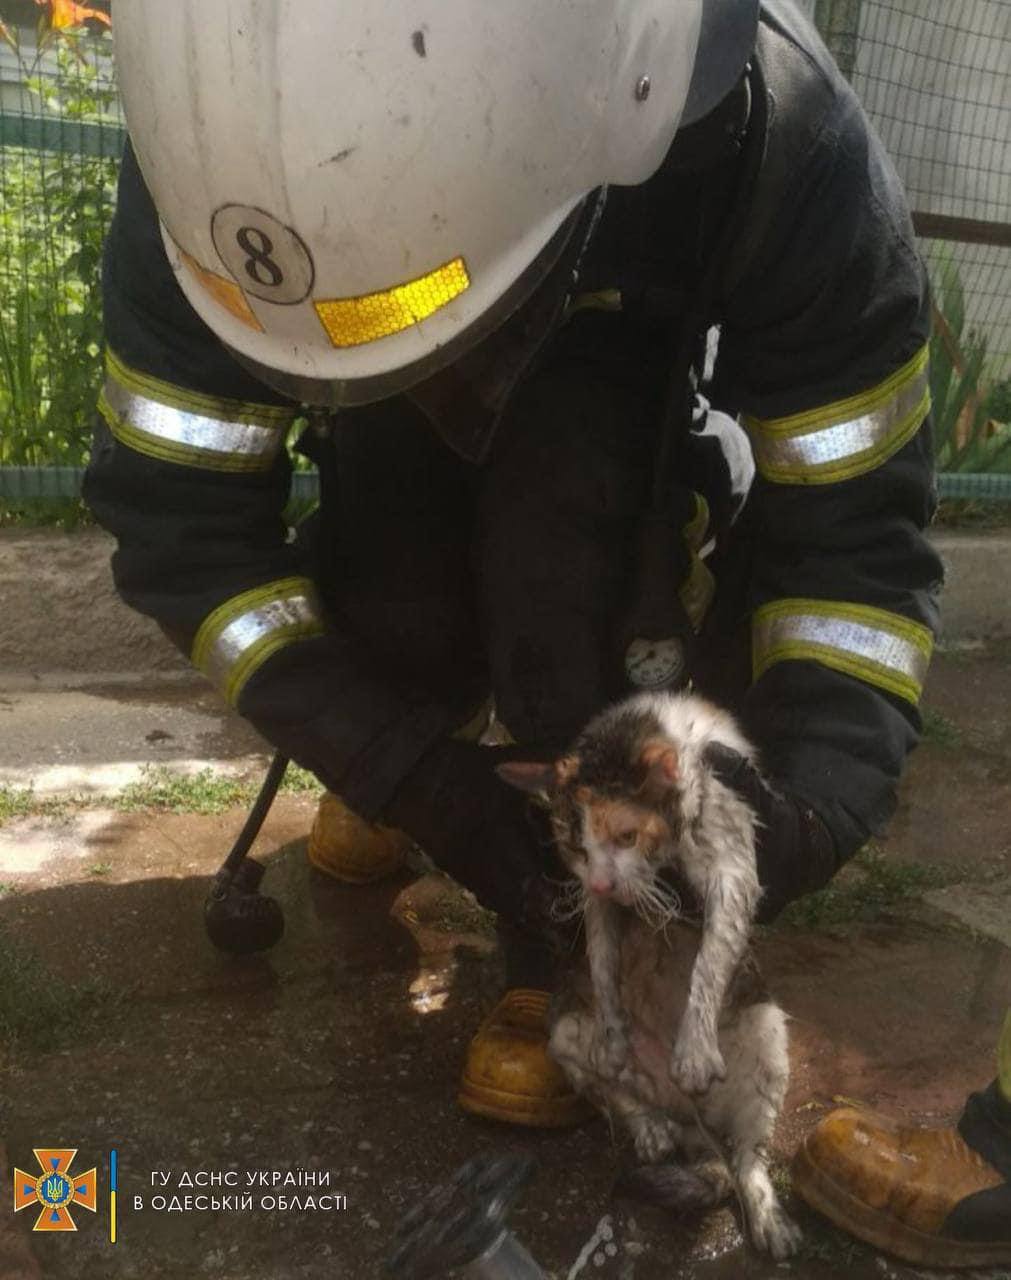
[985,374,1011,427]
[929,249,1011,474]
[0,17,119,481]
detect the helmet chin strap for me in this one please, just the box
[682,0,761,126]
[408,188,609,463]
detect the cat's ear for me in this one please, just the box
[495,761,557,794]
[554,754,580,785]
[496,754,580,795]
[640,739,679,786]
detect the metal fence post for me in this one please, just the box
[814,0,863,79]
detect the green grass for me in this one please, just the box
[432,885,497,938]
[774,845,954,931]
[114,767,252,815]
[921,705,964,748]
[276,763,322,794]
[0,784,82,822]
[935,498,1011,530]
[0,785,37,822]
[0,762,323,826]
[0,498,95,530]
[0,928,108,1050]
[113,763,322,815]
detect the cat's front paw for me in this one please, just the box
[591,1023,628,1079]
[750,1204,802,1260]
[669,1033,726,1096]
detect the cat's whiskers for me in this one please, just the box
[630,876,682,931]
[547,875,587,925]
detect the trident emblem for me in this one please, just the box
[13,1149,97,1231]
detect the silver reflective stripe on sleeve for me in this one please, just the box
[752,598,933,705]
[745,344,930,485]
[99,349,295,472]
[192,578,325,707]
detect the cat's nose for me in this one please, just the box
[589,875,613,896]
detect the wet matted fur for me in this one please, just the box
[499,691,800,1259]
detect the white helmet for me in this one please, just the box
[113,0,759,406]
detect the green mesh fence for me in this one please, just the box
[847,0,1011,380]
[813,0,1011,480]
[0,16,121,472]
[0,5,1009,498]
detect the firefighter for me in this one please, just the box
[84,5,1002,1224]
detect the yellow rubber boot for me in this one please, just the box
[458,989,594,1129]
[792,1101,1011,1268]
[307,791,411,883]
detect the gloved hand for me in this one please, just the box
[382,739,565,940]
[704,743,839,923]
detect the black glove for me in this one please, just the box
[704,743,839,923]
[382,739,565,938]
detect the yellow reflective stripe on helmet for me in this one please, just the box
[99,349,295,472]
[752,598,933,704]
[314,257,470,349]
[679,493,715,631]
[192,577,324,708]
[744,344,930,485]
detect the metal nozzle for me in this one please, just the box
[388,1153,545,1279]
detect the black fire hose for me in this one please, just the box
[203,751,289,954]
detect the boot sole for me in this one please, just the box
[792,1141,1011,1269]
[458,1077,596,1129]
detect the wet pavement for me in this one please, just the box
[1,645,1009,1280]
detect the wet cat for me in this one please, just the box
[498,690,801,1260]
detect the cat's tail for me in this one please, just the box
[614,1157,733,1214]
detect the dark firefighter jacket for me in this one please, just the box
[84,0,942,873]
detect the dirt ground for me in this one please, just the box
[1,527,1009,1279]
[0,529,185,678]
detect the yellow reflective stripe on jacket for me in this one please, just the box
[752,598,933,705]
[192,577,324,707]
[99,349,296,472]
[679,492,715,631]
[744,344,930,485]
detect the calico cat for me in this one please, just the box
[498,690,801,1260]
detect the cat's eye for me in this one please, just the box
[614,829,638,848]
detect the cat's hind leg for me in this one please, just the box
[699,1000,801,1261]
[551,1011,681,1161]
[616,1154,734,1214]
[608,1088,684,1164]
